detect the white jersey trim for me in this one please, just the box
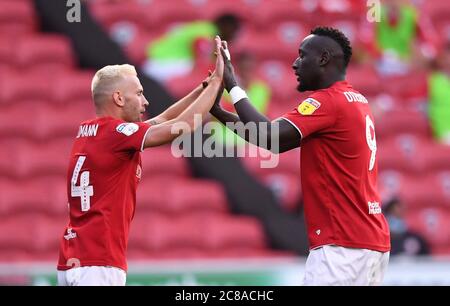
[280,117,304,139]
[140,126,151,152]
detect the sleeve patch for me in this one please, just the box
[297,98,321,115]
[116,123,139,136]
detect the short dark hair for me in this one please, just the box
[311,26,352,67]
[214,13,241,29]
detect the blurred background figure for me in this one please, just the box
[428,40,450,145]
[384,197,430,256]
[1,0,450,285]
[360,0,440,75]
[143,13,241,83]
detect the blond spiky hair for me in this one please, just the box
[91,64,137,104]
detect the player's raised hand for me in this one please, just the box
[220,40,238,92]
[211,35,224,80]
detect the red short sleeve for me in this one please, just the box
[281,91,337,139]
[110,121,151,152]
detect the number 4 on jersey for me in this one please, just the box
[71,156,94,212]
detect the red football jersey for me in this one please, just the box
[282,81,390,252]
[57,117,151,271]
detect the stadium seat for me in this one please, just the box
[0,176,67,216]
[377,134,430,174]
[423,145,450,173]
[0,104,41,139]
[419,172,450,208]
[129,212,206,251]
[201,215,267,251]
[14,138,72,179]
[39,102,95,139]
[378,170,407,202]
[260,172,302,212]
[0,71,52,105]
[137,176,228,214]
[256,60,298,101]
[0,0,37,36]
[140,145,190,178]
[167,178,228,213]
[15,35,75,72]
[235,29,298,62]
[146,0,202,28]
[0,36,14,66]
[242,147,300,177]
[252,0,312,27]
[0,102,89,140]
[0,213,66,253]
[52,70,95,107]
[346,65,381,97]
[202,0,255,20]
[405,208,450,251]
[374,110,430,139]
[121,28,160,66]
[383,72,429,101]
[88,1,150,33]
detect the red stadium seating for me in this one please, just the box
[39,102,95,139]
[405,208,450,252]
[17,138,72,178]
[0,104,41,139]
[0,176,67,216]
[235,28,298,62]
[201,0,254,20]
[377,135,430,174]
[260,172,302,212]
[346,65,381,97]
[374,110,430,139]
[15,35,75,72]
[0,214,65,253]
[252,0,312,27]
[0,102,92,140]
[129,212,206,251]
[423,145,450,173]
[52,70,95,106]
[88,1,150,31]
[137,176,228,214]
[0,71,53,105]
[130,212,267,252]
[146,0,202,28]
[140,145,190,178]
[242,147,300,177]
[121,28,160,65]
[255,60,298,101]
[383,72,429,101]
[0,138,71,179]
[0,0,37,36]
[201,214,267,250]
[378,170,408,201]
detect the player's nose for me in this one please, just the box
[143,96,149,107]
[292,58,299,71]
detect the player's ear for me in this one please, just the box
[113,91,125,107]
[319,50,331,66]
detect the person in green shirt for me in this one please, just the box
[428,41,450,145]
[363,0,439,75]
[144,13,241,82]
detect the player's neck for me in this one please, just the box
[95,107,122,120]
[319,73,345,90]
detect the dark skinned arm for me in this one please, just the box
[209,45,301,153]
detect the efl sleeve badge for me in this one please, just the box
[297,98,321,115]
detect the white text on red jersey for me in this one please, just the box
[76,124,99,138]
